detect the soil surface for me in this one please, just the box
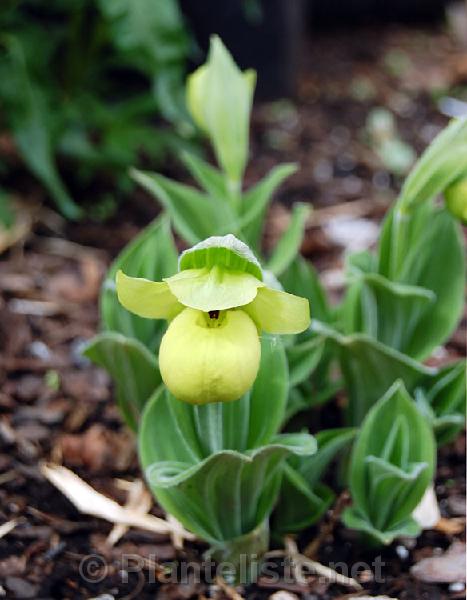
[0,24,466,600]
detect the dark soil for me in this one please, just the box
[0,24,465,600]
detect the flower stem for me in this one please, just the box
[207,521,269,585]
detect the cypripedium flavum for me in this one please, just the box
[116,235,310,405]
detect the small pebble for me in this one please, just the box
[449,582,466,593]
[28,341,51,360]
[341,175,363,195]
[70,338,92,368]
[336,153,356,173]
[396,545,409,560]
[330,125,351,146]
[372,170,391,190]
[313,159,333,183]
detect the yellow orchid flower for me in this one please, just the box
[116,235,310,405]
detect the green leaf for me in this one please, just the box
[0,191,15,229]
[311,320,435,425]
[246,335,288,448]
[373,200,465,360]
[298,428,358,488]
[101,214,178,350]
[284,379,343,422]
[267,203,311,276]
[180,151,227,199]
[286,335,325,387]
[131,169,236,245]
[279,256,331,324]
[153,65,188,124]
[141,431,315,543]
[342,506,420,545]
[398,118,467,213]
[147,335,287,457]
[343,381,435,544]
[139,379,315,543]
[83,332,161,431]
[3,36,81,219]
[98,0,189,71]
[274,467,334,534]
[342,264,436,358]
[397,208,465,359]
[239,163,297,251]
[274,428,356,533]
[378,118,467,279]
[416,361,466,446]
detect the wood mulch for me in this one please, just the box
[0,23,465,600]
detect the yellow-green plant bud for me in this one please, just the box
[159,308,260,404]
[186,35,256,185]
[445,178,467,224]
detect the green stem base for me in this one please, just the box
[207,521,269,585]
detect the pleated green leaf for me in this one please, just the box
[83,332,161,431]
[100,214,178,351]
[348,207,464,360]
[343,381,435,545]
[274,428,356,533]
[139,391,315,543]
[285,379,343,422]
[397,208,465,359]
[342,501,421,546]
[137,332,316,543]
[273,466,334,534]
[141,432,315,543]
[311,320,435,425]
[416,361,466,446]
[139,335,288,458]
[342,267,435,359]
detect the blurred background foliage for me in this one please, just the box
[0,0,192,220]
[0,0,464,225]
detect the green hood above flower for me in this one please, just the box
[116,234,310,405]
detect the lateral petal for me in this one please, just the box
[116,270,183,320]
[244,287,310,334]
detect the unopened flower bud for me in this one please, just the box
[445,178,467,224]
